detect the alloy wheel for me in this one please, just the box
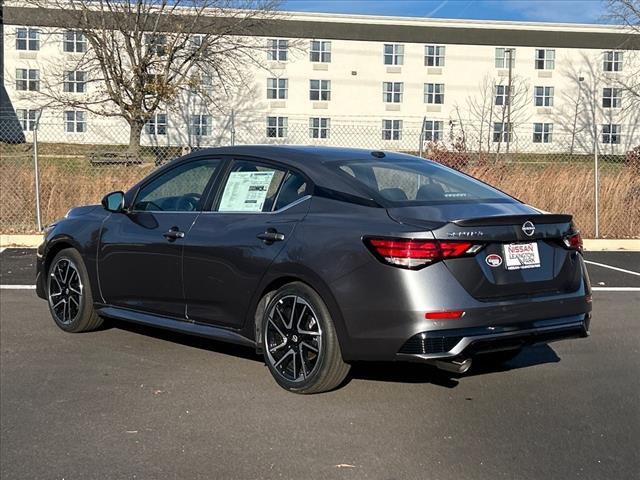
[265,295,323,383]
[48,258,83,325]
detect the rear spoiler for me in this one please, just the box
[454,214,572,227]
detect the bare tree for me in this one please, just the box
[605,1,640,109]
[461,73,530,155]
[21,0,281,156]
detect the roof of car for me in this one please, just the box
[186,145,414,165]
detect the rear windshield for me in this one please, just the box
[328,157,515,206]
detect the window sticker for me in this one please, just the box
[219,171,275,212]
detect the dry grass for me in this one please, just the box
[464,163,640,238]
[1,159,638,238]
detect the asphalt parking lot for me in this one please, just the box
[1,249,639,479]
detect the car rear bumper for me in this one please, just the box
[395,313,590,362]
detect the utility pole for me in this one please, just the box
[506,48,513,154]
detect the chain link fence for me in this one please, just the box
[1,112,638,238]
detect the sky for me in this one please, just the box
[281,0,610,24]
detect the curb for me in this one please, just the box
[1,235,43,248]
[1,234,639,251]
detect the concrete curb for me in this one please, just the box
[1,234,639,251]
[1,235,43,248]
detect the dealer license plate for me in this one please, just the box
[503,242,541,270]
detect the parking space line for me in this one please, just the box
[592,287,640,292]
[0,248,6,254]
[0,285,37,290]
[585,260,640,277]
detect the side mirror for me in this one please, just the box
[101,191,125,213]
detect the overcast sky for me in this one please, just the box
[281,0,609,24]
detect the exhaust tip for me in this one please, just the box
[432,357,472,374]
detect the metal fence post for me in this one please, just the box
[33,110,43,232]
[594,125,599,238]
[230,109,236,146]
[418,116,426,157]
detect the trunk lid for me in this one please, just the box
[387,203,582,301]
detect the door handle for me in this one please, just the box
[163,228,185,241]
[257,229,285,244]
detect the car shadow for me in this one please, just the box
[347,344,561,389]
[107,319,263,363]
[103,320,561,389]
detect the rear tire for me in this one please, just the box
[262,282,350,394]
[47,248,103,333]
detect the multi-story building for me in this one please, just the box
[2,3,639,153]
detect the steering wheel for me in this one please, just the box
[176,192,202,211]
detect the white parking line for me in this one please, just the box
[585,260,640,277]
[0,285,36,290]
[592,287,640,292]
[0,248,6,254]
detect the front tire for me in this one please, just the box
[262,282,350,394]
[47,248,103,333]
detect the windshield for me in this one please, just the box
[329,157,516,206]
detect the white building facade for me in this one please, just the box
[2,4,639,154]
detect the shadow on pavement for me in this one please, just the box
[348,344,560,388]
[107,319,263,363]
[105,318,561,388]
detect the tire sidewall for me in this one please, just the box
[47,248,93,333]
[262,282,337,393]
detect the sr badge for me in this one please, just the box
[485,254,503,267]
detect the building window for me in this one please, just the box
[16,109,38,131]
[309,80,331,101]
[535,49,555,70]
[493,122,511,143]
[190,34,205,50]
[383,43,404,65]
[382,120,402,140]
[267,116,288,138]
[603,51,623,72]
[424,83,445,104]
[534,86,554,107]
[267,38,288,61]
[309,117,330,139]
[533,123,553,143]
[267,78,288,100]
[425,45,445,67]
[602,87,622,108]
[423,120,443,142]
[145,33,167,56]
[495,48,516,69]
[495,85,510,106]
[63,30,87,53]
[310,40,331,63]
[16,28,40,51]
[383,82,403,103]
[64,111,86,133]
[602,124,621,144]
[63,71,87,93]
[190,115,211,137]
[146,113,167,135]
[16,69,40,91]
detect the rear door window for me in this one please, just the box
[217,160,286,212]
[273,172,308,210]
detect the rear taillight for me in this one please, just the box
[563,231,583,252]
[364,237,482,269]
[425,310,465,320]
